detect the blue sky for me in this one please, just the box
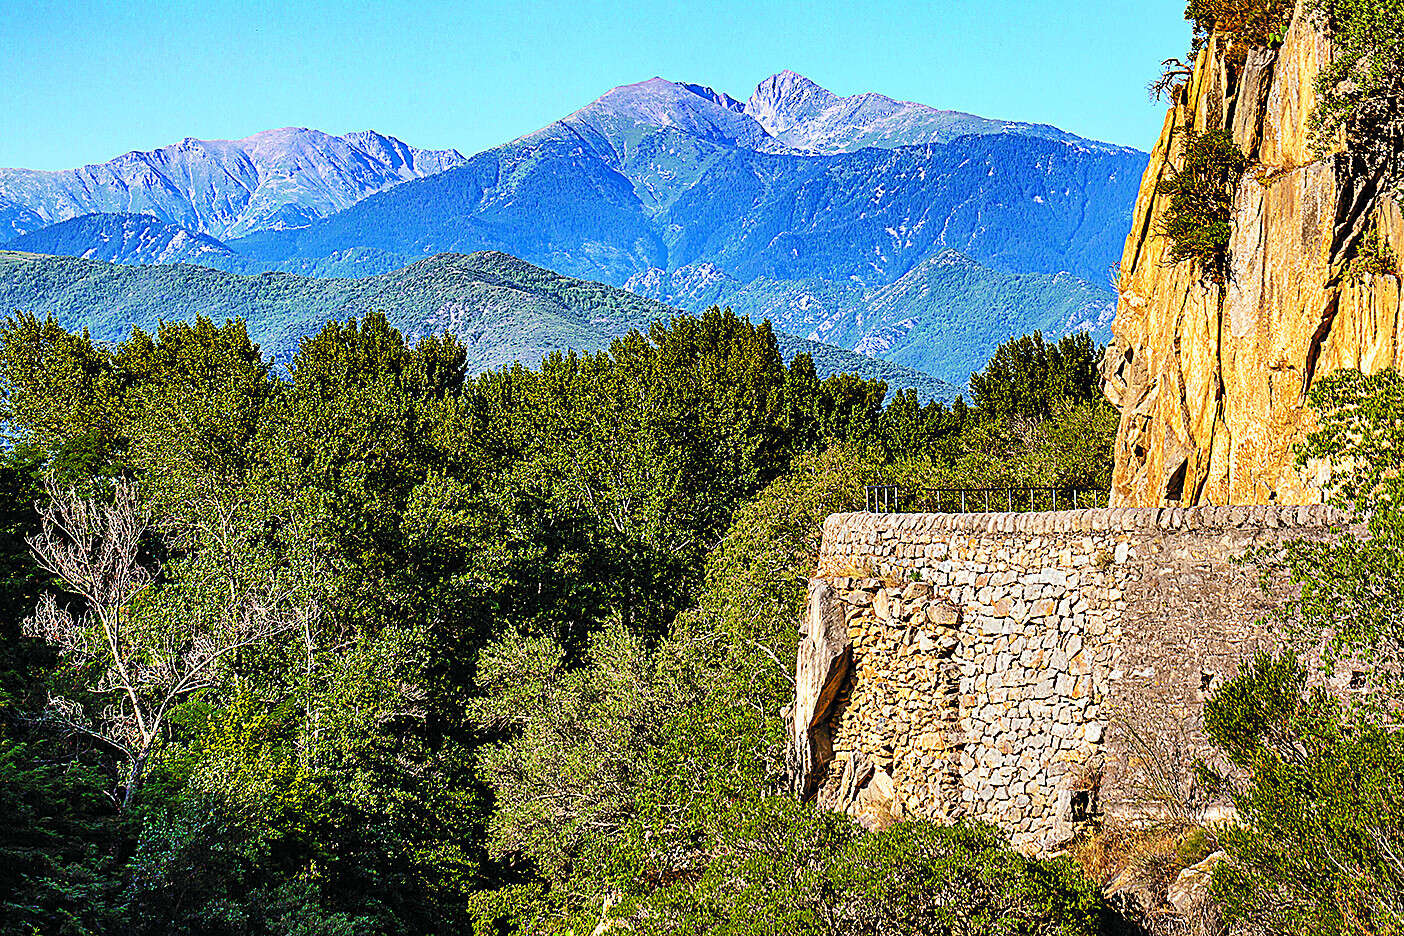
[1,0,1188,170]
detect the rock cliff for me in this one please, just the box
[1104,1,1403,506]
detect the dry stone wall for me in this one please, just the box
[792,505,1352,853]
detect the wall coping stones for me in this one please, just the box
[824,505,1351,539]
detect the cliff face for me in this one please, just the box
[1105,2,1403,507]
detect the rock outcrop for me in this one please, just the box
[1105,1,1403,506]
[792,581,851,798]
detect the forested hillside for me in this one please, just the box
[0,249,957,398]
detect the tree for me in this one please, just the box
[1307,0,1404,207]
[969,332,1106,421]
[0,313,126,471]
[23,479,296,807]
[1271,368,1404,682]
[1205,369,1404,934]
[0,447,122,935]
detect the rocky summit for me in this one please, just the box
[0,127,465,241]
[742,69,1126,155]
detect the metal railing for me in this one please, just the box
[864,485,1110,514]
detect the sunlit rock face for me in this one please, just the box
[1105,1,1404,507]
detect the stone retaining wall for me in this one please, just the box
[792,505,1352,853]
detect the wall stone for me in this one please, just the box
[794,505,1353,853]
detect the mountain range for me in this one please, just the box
[0,128,466,241]
[0,72,1147,386]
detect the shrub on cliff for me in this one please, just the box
[1156,129,1249,282]
[1187,0,1294,50]
[1307,0,1404,201]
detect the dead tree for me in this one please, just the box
[23,477,293,807]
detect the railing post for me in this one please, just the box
[960,490,967,513]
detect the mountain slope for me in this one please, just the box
[0,128,466,241]
[4,213,239,265]
[1,72,1141,387]
[230,126,1143,287]
[0,249,958,399]
[625,250,1115,382]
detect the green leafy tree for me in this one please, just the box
[1307,0,1404,202]
[1186,0,1295,50]
[969,332,1104,421]
[0,448,123,936]
[1271,369,1404,678]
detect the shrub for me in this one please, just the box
[1186,0,1295,50]
[1307,0,1404,200]
[606,814,1109,936]
[1204,654,1404,936]
[1349,223,1400,279]
[1156,129,1249,282]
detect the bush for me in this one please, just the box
[1186,0,1295,50]
[1156,129,1249,282]
[603,813,1109,936]
[1349,223,1400,279]
[1307,0,1404,200]
[1204,654,1404,936]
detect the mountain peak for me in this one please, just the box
[743,71,1119,155]
[745,71,838,138]
[548,76,776,152]
[0,128,468,241]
